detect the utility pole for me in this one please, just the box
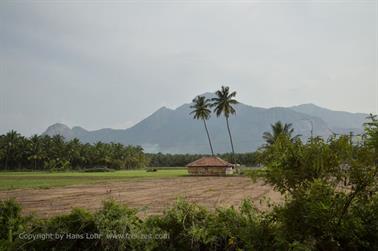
[303,119,313,139]
[310,120,314,138]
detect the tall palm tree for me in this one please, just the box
[190,95,214,155]
[211,86,238,160]
[263,121,301,145]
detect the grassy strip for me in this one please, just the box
[0,169,187,190]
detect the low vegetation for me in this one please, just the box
[0,169,187,190]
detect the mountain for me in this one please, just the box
[42,94,368,154]
[44,123,75,139]
[290,103,366,134]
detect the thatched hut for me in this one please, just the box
[186,156,235,176]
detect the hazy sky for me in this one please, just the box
[1,0,377,136]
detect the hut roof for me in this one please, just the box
[186,156,234,167]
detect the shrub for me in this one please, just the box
[94,200,143,250]
[0,199,28,250]
[142,199,211,250]
[21,208,98,250]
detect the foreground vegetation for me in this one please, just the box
[0,169,187,190]
[1,116,377,250]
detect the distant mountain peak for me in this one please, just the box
[43,123,74,139]
[156,106,171,112]
[45,123,71,131]
[72,126,88,133]
[153,106,174,115]
[291,103,322,109]
[299,103,317,106]
[197,92,216,99]
[290,103,367,131]
[290,103,326,113]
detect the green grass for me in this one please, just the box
[0,168,187,190]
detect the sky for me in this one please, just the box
[0,0,377,136]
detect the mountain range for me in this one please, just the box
[43,93,368,154]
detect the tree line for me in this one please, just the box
[0,131,146,171]
[0,129,263,171]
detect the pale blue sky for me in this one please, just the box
[0,0,377,135]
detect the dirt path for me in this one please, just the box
[0,176,282,218]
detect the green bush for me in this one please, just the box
[1,193,378,250]
[94,200,142,250]
[0,199,28,250]
[23,208,98,250]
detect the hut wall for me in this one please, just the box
[225,167,234,175]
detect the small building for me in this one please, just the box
[186,156,235,176]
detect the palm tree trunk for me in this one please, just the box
[203,119,214,156]
[5,154,8,170]
[5,146,9,170]
[226,117,235,161]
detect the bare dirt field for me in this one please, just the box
[0,176,282,218]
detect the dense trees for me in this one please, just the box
[0,132,146,170]
[252,116,378,249]
[0,130,262,170]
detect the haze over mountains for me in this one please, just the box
[43,93,368,154]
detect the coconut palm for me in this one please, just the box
[364,113,378,127]
[190,95,214,155]
[367,113,377,121]
[28,134,44,170]
[211,86,238,159]
[3,130,21,170]
[263,121,301,145]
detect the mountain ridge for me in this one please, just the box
[42,97,368,153]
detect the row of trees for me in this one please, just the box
[0,131,146,170]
